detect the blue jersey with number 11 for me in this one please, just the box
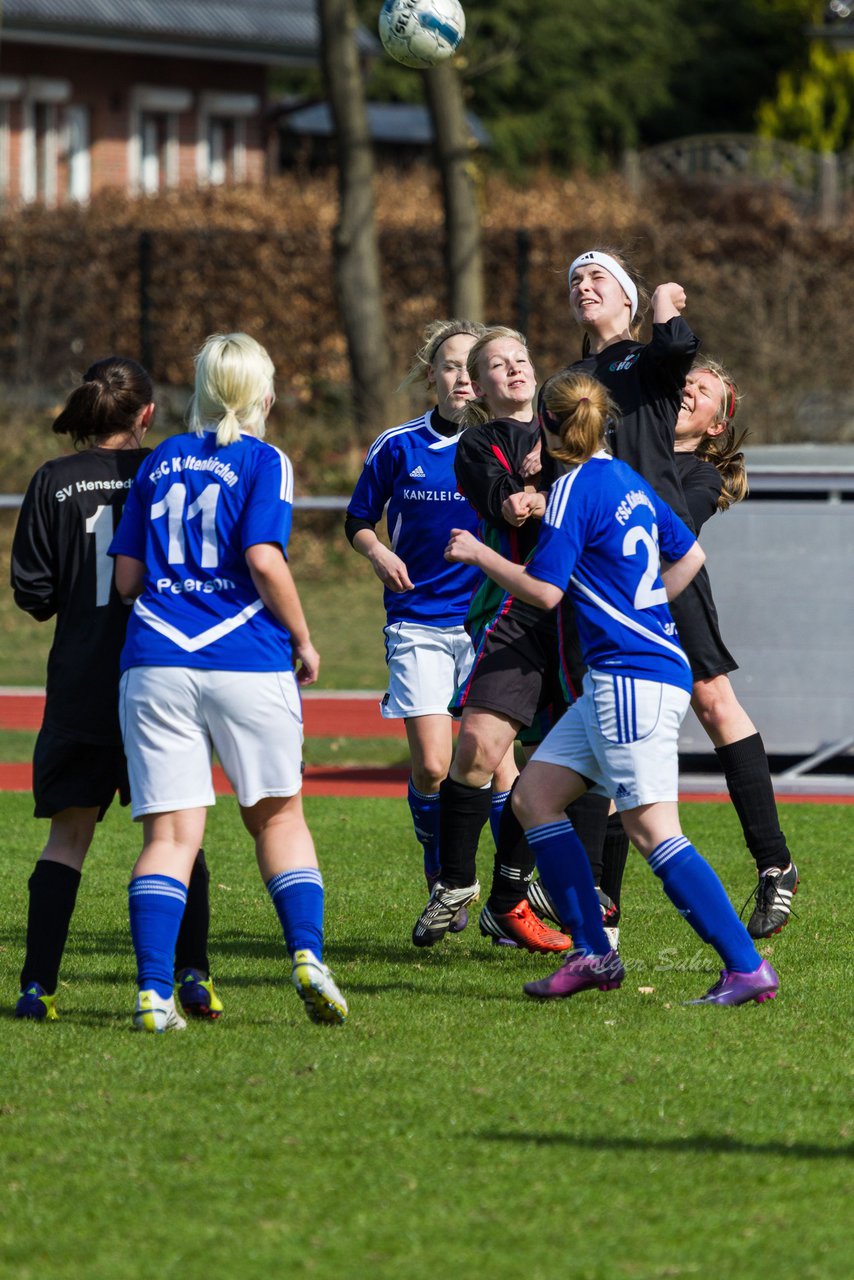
[528,452,696,692]
[109,430,295,673]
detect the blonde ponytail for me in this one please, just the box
[540,370,618,465]
[189,333,275,442]
[215,407,242,447]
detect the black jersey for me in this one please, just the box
[455,416,566,635]
[675,451,722,533]
[11,447,150,744]
[566,317,700,529]
[455,415,565,560]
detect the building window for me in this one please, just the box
[197,93,259,186]
[64,105,91,203]
[129,87,192,195]
[208,117,238,185]
[20,78,71,206]
[141,111,171,193]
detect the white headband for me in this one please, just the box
[568,251,638,321]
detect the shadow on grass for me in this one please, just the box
[473,1130,854,1161]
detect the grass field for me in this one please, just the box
[1,792,851,1280]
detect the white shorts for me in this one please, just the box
[119,666,304,817]
[531,669,691,810]
[381,620,475,719]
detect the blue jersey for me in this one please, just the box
[347,413,480,626]
[528,452,696,692]
[109,430,296,673]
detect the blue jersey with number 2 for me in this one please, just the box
[109,430,295,673]
[528,451,696,692]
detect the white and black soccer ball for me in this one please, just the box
[378,0,466,70]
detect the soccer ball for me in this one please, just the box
[378,0,466,70]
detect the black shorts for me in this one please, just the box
[668,565,737,683]
[33,726,130,821]
[451,601,583,733]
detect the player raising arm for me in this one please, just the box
[562,247,798,939]
[446,369,779,1007]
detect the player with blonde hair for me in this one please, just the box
[110,333,346,1031]
[345,319,521,923]
[413,328,611,953]
[675,358,748,523]
[446,368,779,1006]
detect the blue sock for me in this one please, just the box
[267,867,324,958]
[526,820,610,955]
[408,780,441,880]
[489,789,512,847]
[128,875,188,999]
[648,836,762,973]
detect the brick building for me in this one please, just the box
[0,0,375,205]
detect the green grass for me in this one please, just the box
[0,731,35,762]
[1,793,851,1280]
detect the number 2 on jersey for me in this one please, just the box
[623,524,667,610]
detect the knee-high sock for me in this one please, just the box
[267,867,324,958]
[128,875,187,999]
[174,848,211,976]
[648,836,762,973]
[20,859,81,993]
[525,819,610,956]
[600,811,630,911]
[438,776,491,887]
[489,782,536,911]
[715,733,791,874]
[489,788,512,847]
[408,781,441,881]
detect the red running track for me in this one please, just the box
[0,691,404,738]
[1,693,850,803]
[0,692,408,797]
[0,762,410,799]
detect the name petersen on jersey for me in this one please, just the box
[156,575,236,595]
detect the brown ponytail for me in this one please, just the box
[53,357,153,449]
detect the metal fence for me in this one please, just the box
[4,450,852,771]
[624,134,854,226]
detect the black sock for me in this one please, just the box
[715,734,791,874]
[174,848,211,976]
[439,777,492,888]
[20,859,82,993]
[565,791,610,884]
[600,811,630,914]
[489,781,536,911]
